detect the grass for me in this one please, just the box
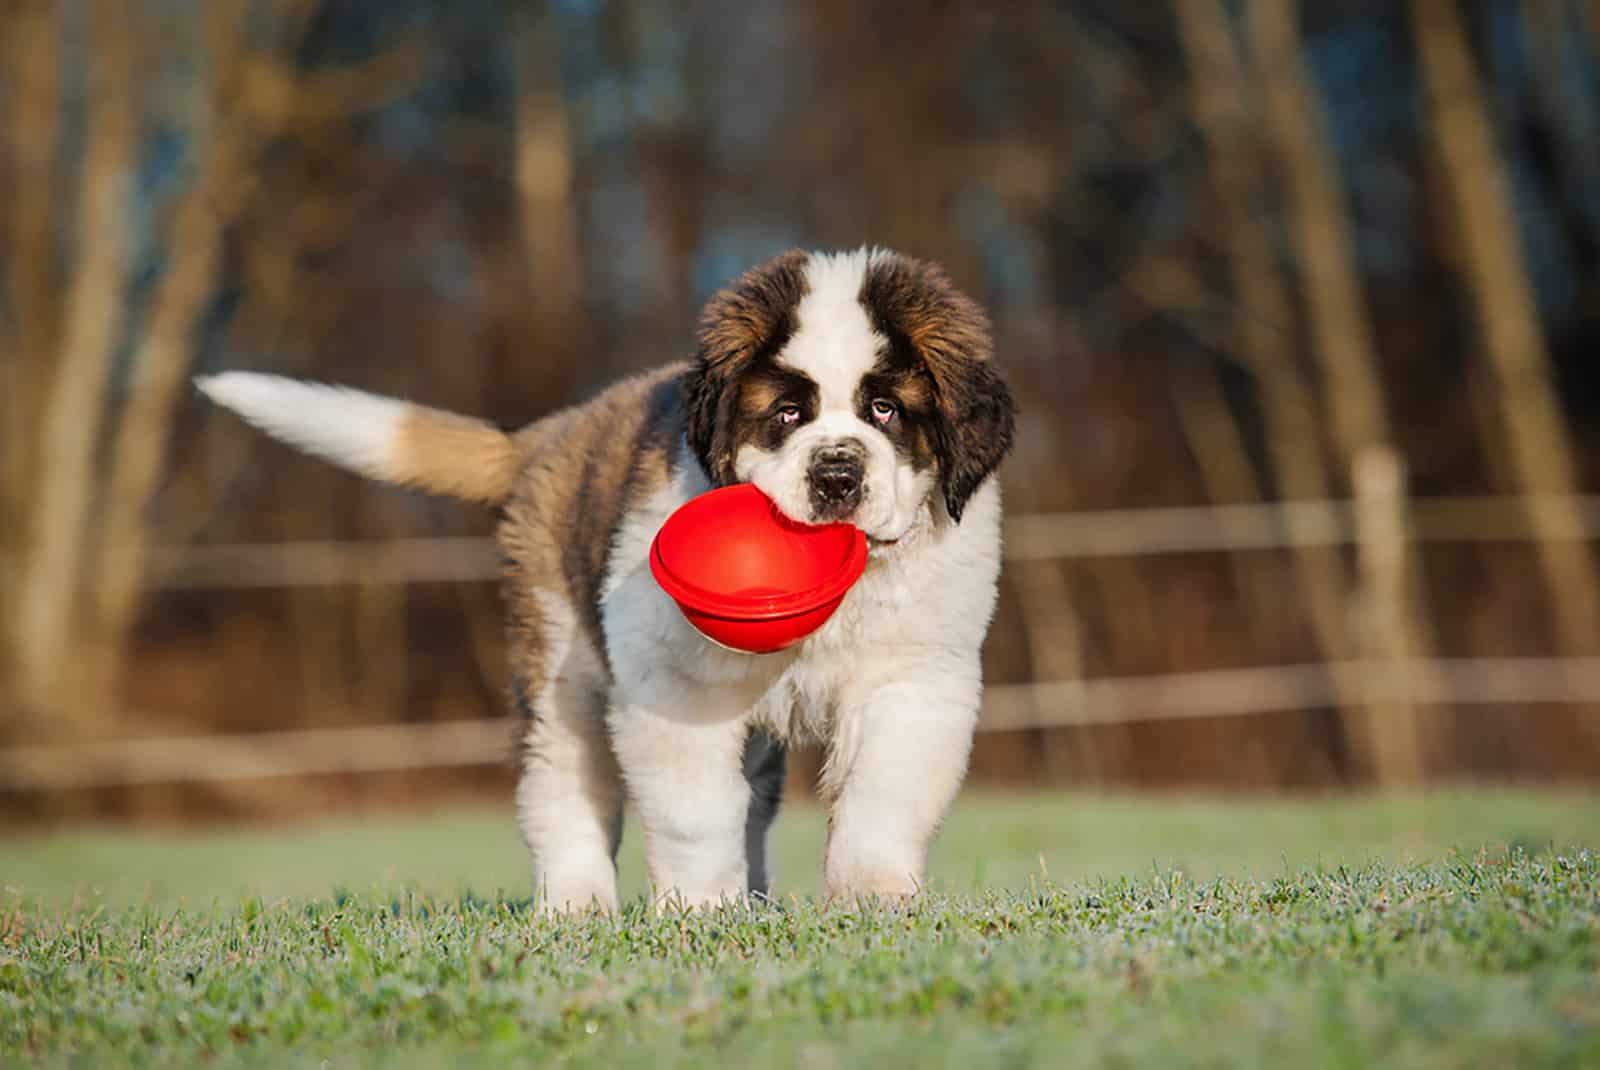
[3,788,1598,1067]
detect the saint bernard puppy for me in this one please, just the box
[197,247,1016,912]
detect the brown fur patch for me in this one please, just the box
[859,254,1016,520]
[685,250,810,484]
[499,364,689,713]
[389,407,524,505]
[738,377,783,418]
[885,374,934,410]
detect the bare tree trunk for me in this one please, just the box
[90,3,246,650]
[0,1,63,669]
[1250,0,1442,775]
[511,7,588,399]
[92,0,380,663]
[1466,364,1518,496]
[1175,0,1365,770]
[1410,0,1600,657]
[14,0,140,718]
[1247,1,1390,469]
[1171,361,1284,646]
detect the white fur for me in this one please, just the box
[196,372,406,482]
[514,588,623,913]
[734,248,932,543]
[780,248,887,409]
[608,696,756,908]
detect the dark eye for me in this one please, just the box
[870,398,898,425]
[776,404,801,426]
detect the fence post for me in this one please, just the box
[1353,446,1424,786]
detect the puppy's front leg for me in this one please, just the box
[609,696,752,909]
[822,663,981,902]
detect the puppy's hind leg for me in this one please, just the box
[512,590,623,914]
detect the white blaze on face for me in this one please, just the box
[777,249,884,410]
[732,248,934,544]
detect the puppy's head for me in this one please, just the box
[684,248,1015,542]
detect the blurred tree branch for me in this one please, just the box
[13,0,141,720]
[0,1,63,646]
[91,0,274,654]
[1410,0,1600,659]
[92,0,436,674]
[238,34,429,129]
[1247,1,1391,473]
[510,5,588,399]
[1169,360,1284,647]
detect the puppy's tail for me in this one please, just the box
[195,371,524,506]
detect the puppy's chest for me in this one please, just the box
[749,560,915,740]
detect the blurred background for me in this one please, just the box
[4,0,1600,830]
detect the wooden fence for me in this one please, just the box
[6,474,1599,792]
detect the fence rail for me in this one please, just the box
[7,492,1599,792]
[5,657,1599,792]
[141,494,1600,590]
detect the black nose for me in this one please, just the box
[808,447,864,512]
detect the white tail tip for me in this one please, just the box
[195,371,406,482]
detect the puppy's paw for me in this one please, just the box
[824,868,921,907]
[533,875,619,917]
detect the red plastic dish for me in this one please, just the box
[650,483,868,653]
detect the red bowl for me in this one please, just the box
[650,484,868,653]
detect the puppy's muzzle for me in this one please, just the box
[807,443,865,520]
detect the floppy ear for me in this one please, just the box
[864,254,1016,522]
[683,249,809,485]
[931,357,1016,521]
[683,359,742,486]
